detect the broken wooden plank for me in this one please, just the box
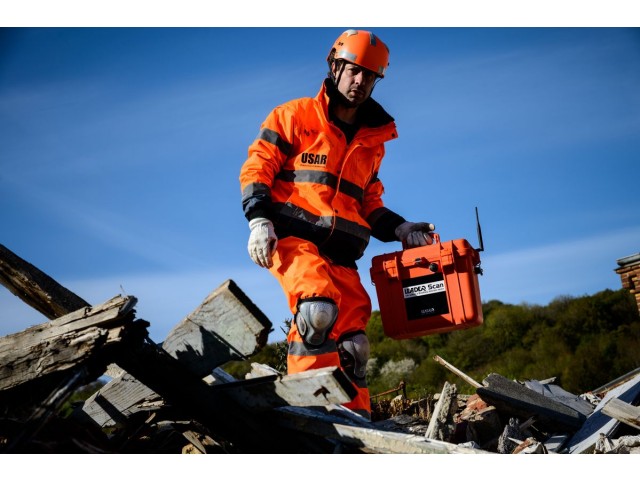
[111,338,308,453]
[564,371,640,453]
[270,405,491,454]
[245,362,281,379]
[425,381,458,441]
[207,366,356,411]
[0,243,90,320]
[0,244,148,451]
[85,364,356,428]
[0,295,137,391]
[602,398,640,431]
[0,293,148,453]
[433,355,482,388]
[208,363,356,410]
[161,279,272,377]
[80,371,165,428]
[81,281,273,427]
[476,373,587,431]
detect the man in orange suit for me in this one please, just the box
[239,29,434,418]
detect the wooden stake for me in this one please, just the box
[433,354,483,388]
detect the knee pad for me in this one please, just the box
[338,331,370,380]
[295,298,338,347]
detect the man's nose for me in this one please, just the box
[354,71,369,85]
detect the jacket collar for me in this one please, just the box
[318,78,395,129]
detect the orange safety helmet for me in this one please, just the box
[327,29,390,78]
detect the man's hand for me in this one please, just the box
[395,221,435,247]
[248,217,278,268]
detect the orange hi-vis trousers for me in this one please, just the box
[268,236,372,418]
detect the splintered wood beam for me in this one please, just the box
[0,244,145,452]
[0,243,90,320]
[425,381,458,441]
[602,398,640,431]
[0,295,138,392]
[80,371,166,428]
[270,406,491,454]
[82,280,273,427]
[84,366,355,432]
[206,366,356,411]
[245,362,281,379]
[433,355,482,389]
[112,339,285,452]
[161,279,273,377]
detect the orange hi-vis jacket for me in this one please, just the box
[240,79,407,269]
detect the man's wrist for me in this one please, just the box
[249,217,272,230]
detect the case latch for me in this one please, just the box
[383,258,399,279]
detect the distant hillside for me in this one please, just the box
[225,288,640,398]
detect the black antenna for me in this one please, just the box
[475,207,485,252]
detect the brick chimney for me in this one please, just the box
[615,253,640,314]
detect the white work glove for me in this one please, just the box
[247,217,278,268]
[395,221,435,247]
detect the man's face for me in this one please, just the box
[332,61,377,107]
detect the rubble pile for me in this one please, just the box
[1,243,639,454]
[371,365,640,454]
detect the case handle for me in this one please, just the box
[402,232,440,251]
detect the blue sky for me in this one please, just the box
[1,26,639,344]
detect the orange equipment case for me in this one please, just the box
[370,233,484,339]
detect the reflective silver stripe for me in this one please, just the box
[275,202,333,228]
[275,169,364,203]
[277,169,337,188]
[288,339,338,356]
[336,50,357,63]
[242,182,271,199]
[257,128,292,156]
[274,202,371,243]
